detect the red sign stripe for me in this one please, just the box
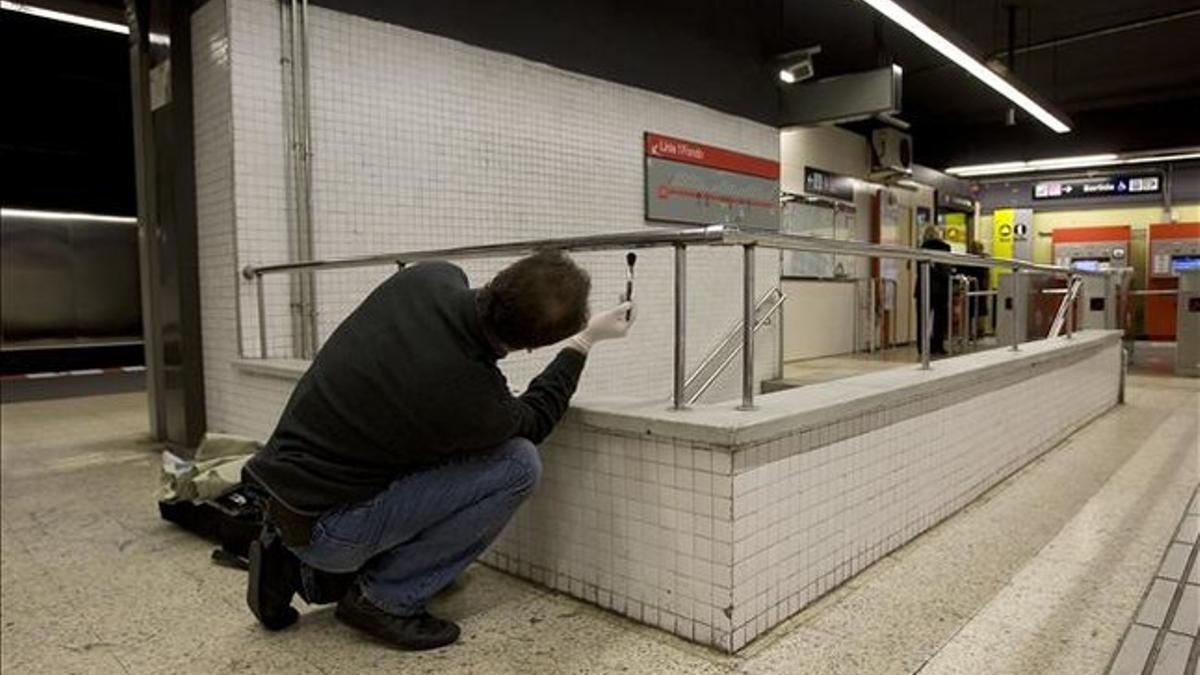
[1051,225,1131,244]
[644,132,779,180]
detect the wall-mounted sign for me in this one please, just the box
[1032,175,1161,201]
[803,167,855,202]
[939,192,975,211]
[644,132,780,230]
[943,212,967,244]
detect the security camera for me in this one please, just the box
[779,60,815,83]
[775,46,821,84]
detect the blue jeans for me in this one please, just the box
[288,437,541,616]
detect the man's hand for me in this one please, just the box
[566,301,635,354]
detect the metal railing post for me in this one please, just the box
[920,260,931,370]
[1066,275,1076,339]
[886,278,898,348]
[672,244,687,411]
[739,244,757,410]
[966,278,976,350]
[256,273,268,358]
[868,281,877,354]
[946,275,955,355]
[1011,267,1022,352]
[1119,345,1128,404]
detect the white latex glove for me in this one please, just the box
[566,301,636,354]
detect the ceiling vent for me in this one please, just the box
[870,127,913,179]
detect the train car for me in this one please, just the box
[1,209,144,375]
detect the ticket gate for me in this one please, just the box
[997,270,1122,345]
[997,272,1057,344]
[1177,269,1200,377]
[1147,222,1200,340]
[1052,225,1131,273]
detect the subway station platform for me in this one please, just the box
[2,367,1195,674]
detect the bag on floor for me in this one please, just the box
[157,434,267,565]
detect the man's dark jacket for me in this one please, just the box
[244,261,585,518]
[915,237,953,300]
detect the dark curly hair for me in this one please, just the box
[479,250,591,351]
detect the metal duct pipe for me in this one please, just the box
[282,0,317,358]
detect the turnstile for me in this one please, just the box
[1079,273,1124,331]
[1177,269,1200,377]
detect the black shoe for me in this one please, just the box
[247,530,300,630]
[305,568,356,605]
[335,586,460,650]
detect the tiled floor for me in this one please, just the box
[779,345,920,387]
[777,337,1004,387]
[1106,487,1200,675]
[1,372,1197,674]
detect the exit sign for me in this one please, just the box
[1033,175,1161,200]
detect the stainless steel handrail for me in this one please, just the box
[242,225,1111,279]
[242,226,729,278]
[691,292,785,407]
[684,288,786,407]
[242,224,1115,410]
[1048,276,1084,338]
[683,288,784,395]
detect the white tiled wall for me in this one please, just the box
[724,343,1120,650]
[485,341,1120,652]
[193,0,299,440]
[484,427,738,649]
[196,0,781,440]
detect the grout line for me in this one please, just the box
[1135,484,1200,675]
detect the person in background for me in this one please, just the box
[915,225,951,355]
[243,250,635,650]
[966,240,991,338]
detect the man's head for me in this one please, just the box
[922,225,942,243]
[479,250,591,351]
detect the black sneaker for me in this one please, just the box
[335,586,460,650]
[246,529,300,630]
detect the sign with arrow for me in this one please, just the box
[1033,175,1161,201]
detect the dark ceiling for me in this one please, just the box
[777,0,1200,167]
[0,7,134,214]
[325,0,1200,169]
[2,0,1197,216]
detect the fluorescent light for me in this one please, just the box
[0,1,126,33]
[1123,152,1200,165]
[778,69,797,84]
[1025,154,1118,169]
[855,0,1070,134]
[946,150,1200,177]
[1,208,137,224]
[947,161,1027,176]
[0,1,169,44]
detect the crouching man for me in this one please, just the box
[243,251,634,650]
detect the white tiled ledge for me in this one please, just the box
[568,329,1122,448]
[233,329,1123,450]
[232,357,310,380]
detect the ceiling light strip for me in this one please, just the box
[0,1,127,33]
[856,0,1070,134]
[0,2,168,44]
[946,151,1200,177]
[1,208,138,224]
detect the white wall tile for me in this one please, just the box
[199,0,783,441]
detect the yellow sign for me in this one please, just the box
[991,209,1016,288]
[943,212,966,244]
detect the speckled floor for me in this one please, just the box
[2,372,1196,675]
